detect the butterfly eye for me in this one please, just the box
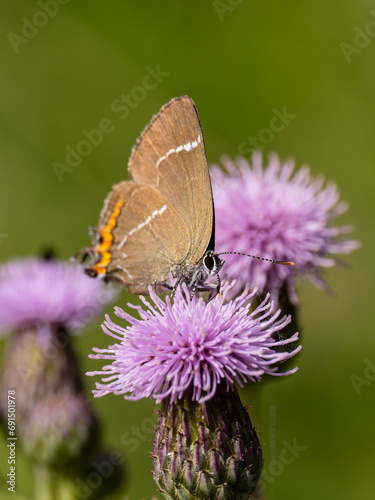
[203,252,215,271]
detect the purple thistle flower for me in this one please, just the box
[0,257,123,494]
[210,153,361,303]
[0,258,117,336]
[88,281,301,404]
[21,392,99,466]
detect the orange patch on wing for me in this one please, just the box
[93,201,124,275]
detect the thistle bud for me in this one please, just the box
[153,385,263,499]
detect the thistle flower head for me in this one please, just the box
[211,153,360,303]
[0,258,117,336]
[0,258,111,473]
[89,281,301,404]
[21,392,99,466]
[154,384,263,499]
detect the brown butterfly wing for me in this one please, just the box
[128,96,214,266]
[88,181,190,293]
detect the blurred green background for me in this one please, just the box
[0,1,373,499]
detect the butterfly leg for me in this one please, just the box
[153,280,174,295]
[189,282,218,302]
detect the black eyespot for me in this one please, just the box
[85,268,98,278]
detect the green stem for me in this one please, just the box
[33,463,54,500]
[56,474,77,500]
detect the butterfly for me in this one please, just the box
[78,96,293,298]
[79,96,223,297]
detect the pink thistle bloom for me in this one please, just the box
[0,258,117,336]
[88,281,301,404]
[210,153,360,303]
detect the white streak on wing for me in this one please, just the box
[155,133,201,169]
[116,265,133,279]
[118,205,168,250]
[118,234,128,249]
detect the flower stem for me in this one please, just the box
[56,474,77,500]
[33,463,54,500]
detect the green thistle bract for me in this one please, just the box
[153,385,263,500]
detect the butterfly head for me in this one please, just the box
[202,250,224,278]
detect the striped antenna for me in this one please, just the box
[217,251,294,266]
